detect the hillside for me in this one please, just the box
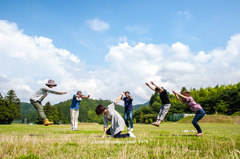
[20,98,124,123]
[55,98,124,122]
[133,101,149,110]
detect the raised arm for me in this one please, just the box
[150,81,163,92]
[115,91,124,104]
[172,90,186,102]
[145,83,155,91]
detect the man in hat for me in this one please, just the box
[30,79,67,126]
[121,91,134,131]
[70,91,90,131]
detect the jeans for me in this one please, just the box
[106,128,129,138]
[124,110,133,128]
[30,99,47,121]
[192,109,205,133]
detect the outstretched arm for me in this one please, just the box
[172,90,186,102]
[145,83,155,91]
[115,91,124,104]
[82,95,90,99]
[150,81,163,92]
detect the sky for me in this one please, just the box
[0,0,240,105]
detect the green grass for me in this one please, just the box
[178,115,240,124]
[0,123,239,158]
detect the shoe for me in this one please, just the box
[127,127,130,131]
[72,128,78,131]
[151,122,159,127]
[43,119,54,126]
[195,133,203,136]
[130,128,133,132]
[129,131,136,138]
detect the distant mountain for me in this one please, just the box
[133,101,149,110]
[20,102,38,122]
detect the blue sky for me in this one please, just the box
[0,0,240,104]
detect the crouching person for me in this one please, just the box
[95,92,136,138]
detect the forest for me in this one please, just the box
[1,82,240,124]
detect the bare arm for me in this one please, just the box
[82,95,90,99]
[150,81,164,92]
[172,90,186,102]
[115,91,124,104]
[145,83,155,91]
[102,127,107,138]
[129,96,133,100]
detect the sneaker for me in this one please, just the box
[129,131,136,138]
[130,128,133,132]
[127,127,130,131]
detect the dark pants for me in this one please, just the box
[192,109,205,133]
[124,110,133,128]
[106,128,129,138]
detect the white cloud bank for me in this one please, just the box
[1,19,240,105]
[87,18,110,32]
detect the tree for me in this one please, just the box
[42,102,59,124]
[57,105,63,121]
[214,100,229,115]
[181,87,188,92]
[140,111,144,123]
[0,90,21,124]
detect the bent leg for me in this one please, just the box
[158,104,171,121]
[30,99,47,121]
[192,109,205,133]
[106,128,111,135]
[114,131,129,138]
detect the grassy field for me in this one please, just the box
[0,123,240,158]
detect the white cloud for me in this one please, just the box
[1,19,240,105]
[126,24,146,34]
[86,18,109,32]
[178,11,193,20]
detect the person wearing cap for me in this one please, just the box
[121,91,134,131]
[145,81,171,127]
[70,91,90,131]
[30,79,67,126]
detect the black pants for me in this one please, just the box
[106,128,129,138]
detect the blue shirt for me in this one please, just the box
[70,94,82,110]
[123,97,133,111]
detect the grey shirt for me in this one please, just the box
[103,102,125,135]
[30,84,62,102]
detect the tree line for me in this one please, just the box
[1,82,240,124]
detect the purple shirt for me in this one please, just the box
[184,97,202,112]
